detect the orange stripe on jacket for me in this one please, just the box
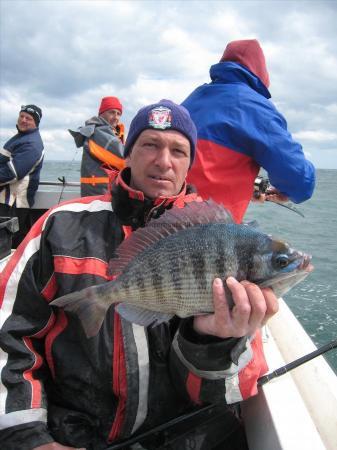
[116,123,125,144]
[238,330,268,399]
[108,312,128,441]
[88,139,126,171]
[23,337,44,408]
[54,255,109,278]
[45,311,68,379]
[186,371,202,405]
[80,176,109,185]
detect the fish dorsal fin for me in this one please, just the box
[243,219,260,229]
[154,199,233,229]
[108,200,233,276]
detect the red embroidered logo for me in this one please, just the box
[148,106,172,129]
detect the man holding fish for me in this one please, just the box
[0,100,312,450]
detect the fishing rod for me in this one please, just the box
[105,404,215,450]
[105,338,337,450]
[55,145,81,204]
[39,180,80,187]
[265,198,305,218]
[258,337,337,386]
[253,176,305,217]
[57,176,67,205]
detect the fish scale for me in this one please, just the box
[93,226,249,313]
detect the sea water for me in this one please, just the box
[41,162,337,373]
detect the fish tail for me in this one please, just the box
[51,285,111,338]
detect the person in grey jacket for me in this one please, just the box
[0,104,44,247]
[69,96,125,196]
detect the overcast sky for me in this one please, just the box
[1,0,337,169]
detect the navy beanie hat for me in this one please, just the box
[20,104,42,126]
[124,100,197,167]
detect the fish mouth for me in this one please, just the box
[259,270,307,287]
[299,254,313,271]
[259,254,313,298]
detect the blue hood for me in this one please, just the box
[210,62,271,99]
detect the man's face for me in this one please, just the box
[100,109,121,128]
[17,112,36,132]
[127,129,190,199]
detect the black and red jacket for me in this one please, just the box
[0,168,267,449]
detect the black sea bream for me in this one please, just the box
[52,201,312,337]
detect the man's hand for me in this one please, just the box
[193,277,279,338]
[252,186,289,204]
[251,192,267,203]
[266,189,289,203]
[34,443,85,450]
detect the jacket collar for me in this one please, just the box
[84,115,110,127]
[210,61,271,99]
[69,116,112,147]
[111,167,192,228]
[15,125,39,135]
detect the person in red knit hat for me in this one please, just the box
[69,96,126,196]
[98,96,123,130]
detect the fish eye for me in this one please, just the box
[275,255,289,269]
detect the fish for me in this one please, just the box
[51,200,313,338]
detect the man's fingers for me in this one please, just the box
[266,193,289,203]
[194,278,279,338]
[226,277,252,336]
[252,193,266,203]
[212,278,230,315]
[193,278,231,336]
[261,287,279,324]
[240,281,267,331]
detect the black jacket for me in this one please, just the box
[0,169,265,450]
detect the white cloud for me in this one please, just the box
[294,130,337,142]
[0,128,15,142]
[1,0,337,168]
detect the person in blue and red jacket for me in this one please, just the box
[182,39,316,223]
[0,104,44,247]
[0,100,278,450]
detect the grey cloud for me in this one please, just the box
[1,1,188,99]
[1,0,337,167]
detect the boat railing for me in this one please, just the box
[39,180,81,188]
[33,180,81,209]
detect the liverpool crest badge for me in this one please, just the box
[148,106,172,129]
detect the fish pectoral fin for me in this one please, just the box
[116,303,173,327]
